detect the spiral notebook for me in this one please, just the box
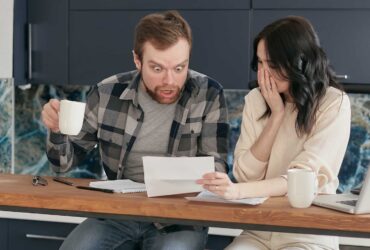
[89,179,146,194]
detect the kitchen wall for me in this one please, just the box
[0,0,14,173]
[13,84,102,178]
[0,0,368,191]
[0,0,14,78]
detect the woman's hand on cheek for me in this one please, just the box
[196,172,240,200]
[258,69,285,115]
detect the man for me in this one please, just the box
[42,10,228,250]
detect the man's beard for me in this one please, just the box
[142,78,182,104]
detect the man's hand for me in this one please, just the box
[41,99,60,133]
[196,172,240,200]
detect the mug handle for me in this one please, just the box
[314,174,319,196]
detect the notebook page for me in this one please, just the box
[89,179,146,193]
[186,190,268,205]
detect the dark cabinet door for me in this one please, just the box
[70,0,250,10]
[183,11,250,89]
[252,0,370,9]
[28,0,68,85]
[0,219,8,249]
[13,0,28,85]
[8,220,77,250]
[251,10,370,84]
[68,11,143,85]
[69,10,250,89]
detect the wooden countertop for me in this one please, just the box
[0,174,369,237]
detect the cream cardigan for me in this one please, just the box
[233,87,351,194]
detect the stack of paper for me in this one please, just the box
[186,190,268,205]
[89,179,146,194]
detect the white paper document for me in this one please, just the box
[89,179,146,193]
[186,190,268,205]
[143,156,214,197]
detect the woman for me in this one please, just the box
[197,16,351,249]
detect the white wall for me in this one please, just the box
[0,0,14,78]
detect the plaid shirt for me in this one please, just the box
[47,70,229,180]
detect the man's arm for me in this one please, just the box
[46,86,100,173]
[198,83,229,173]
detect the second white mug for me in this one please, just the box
[59,100,86,136]
[287,168,317,208]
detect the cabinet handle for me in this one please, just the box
[28,23,32,81]
[336,74,349,80]
[25,234,66,241]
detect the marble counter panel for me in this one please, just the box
[0,79,13,173]
[14,84,102,179]
[9,85,370,192]
[338,94,370,192]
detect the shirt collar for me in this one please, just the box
[119,71,141,107]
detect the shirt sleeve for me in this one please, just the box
[198,87,229,173]
[233,92,268,182]
[46,86,100,173]
[288,93,351,193]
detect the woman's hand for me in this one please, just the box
[196,172,240,200]
[258,69,285,116]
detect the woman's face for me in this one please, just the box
[257,40,291,98]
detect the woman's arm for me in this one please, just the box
[233,70,285,181]
[236,176,287,198]
[250,69,285,162]
[197,172,287,199]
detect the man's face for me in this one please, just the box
[133,38,190,104]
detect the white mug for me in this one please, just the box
[287,168,317,208]
[59,100,86,135]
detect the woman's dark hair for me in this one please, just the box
[251,16,342,136]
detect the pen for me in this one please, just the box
[53,177,74,186]
[76,185,115,193]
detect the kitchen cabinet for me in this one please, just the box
[252,0,370,9]
[7,219,76,250]
[20,0,370,88]
[69,10,250,89]
[252,10,370,83]
[0,217,233,250]
[251,1,370,84]
[0,219,8,249]
[27,0,68,85]
[26,0,251,89]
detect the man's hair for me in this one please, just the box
[133,10,192,61]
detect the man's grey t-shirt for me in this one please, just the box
[124,83,177,183]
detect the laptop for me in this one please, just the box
[313,168,370,214]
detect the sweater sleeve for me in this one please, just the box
[288,92,351,193]
[233,92,268,182]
